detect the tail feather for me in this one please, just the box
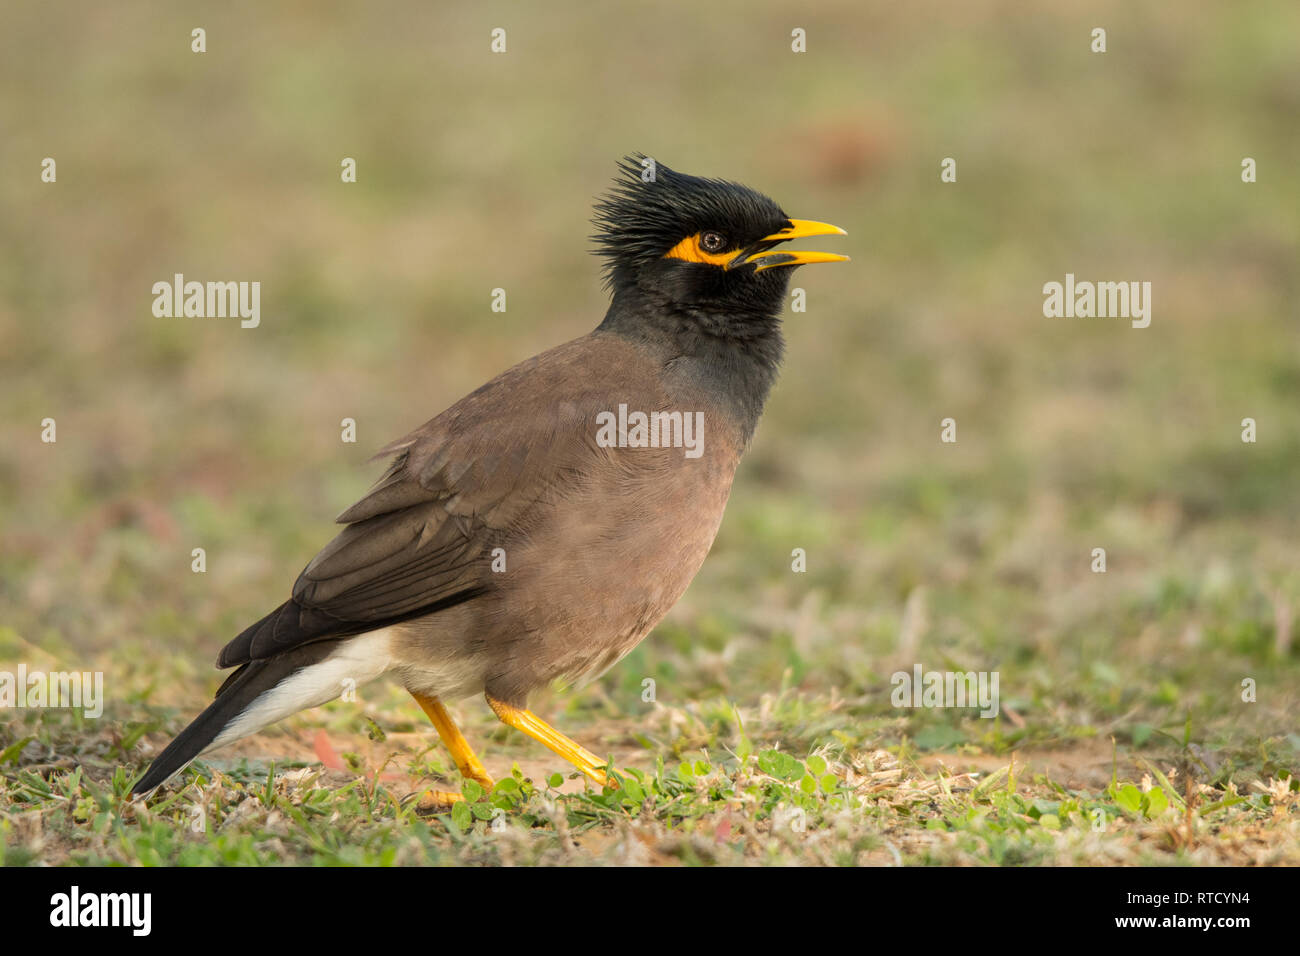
[132,644,336,795]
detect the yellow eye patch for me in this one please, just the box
[663,233,734,267]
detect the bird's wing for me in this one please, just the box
[217,333,656,667]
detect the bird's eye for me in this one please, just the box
[699,231,727,253]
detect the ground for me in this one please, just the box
[3,626,1297,864]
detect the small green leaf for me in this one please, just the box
[799,774,817,795]
[622,777,645,802]
[1115,784,1142,813]
[1144,787,1170,818]
[450,800,472,829]
[819,773,837,792]
[757,749,806,782]
[546,773,563,789]
[756,751,781,776]
[0,736,33,766]
[461,779,483,802]
[806,755,827,776]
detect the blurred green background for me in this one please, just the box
[1,2,1298,804]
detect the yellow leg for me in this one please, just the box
[409,692,495,810]
[486,694,615,787]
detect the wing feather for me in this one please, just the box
[216,333,649,669]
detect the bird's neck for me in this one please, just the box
[596,290,784,446]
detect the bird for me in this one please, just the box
[132,155,848,805]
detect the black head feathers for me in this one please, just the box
[591,155,791,290]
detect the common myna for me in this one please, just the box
[133,156,848,802]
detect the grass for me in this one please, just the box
[2,0,1299,865]
[4,683,1298,865]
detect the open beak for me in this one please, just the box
[730,219,850,272]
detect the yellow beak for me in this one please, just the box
[762,219,848,242]
[735,219,850,272]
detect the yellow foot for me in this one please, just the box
[486,694,622,788]
[409,692,496,789]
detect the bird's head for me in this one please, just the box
[592,156,848,334]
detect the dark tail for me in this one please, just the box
[132,645,332,795]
